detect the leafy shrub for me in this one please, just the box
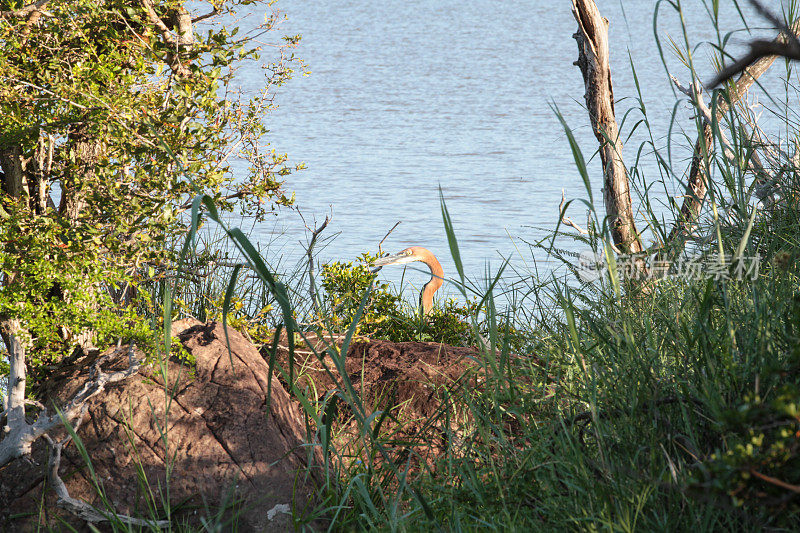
[690,295,800,522]
[320,252,405,339]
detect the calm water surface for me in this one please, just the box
[229,0,780,301]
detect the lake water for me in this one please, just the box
[229,0,785,302]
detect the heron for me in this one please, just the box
[371,246,443,315]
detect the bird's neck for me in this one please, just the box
[420,255,443,315]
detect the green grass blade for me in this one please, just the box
[440,187,466,287]
[221,264,243,370]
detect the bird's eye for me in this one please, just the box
[406,250,412,255]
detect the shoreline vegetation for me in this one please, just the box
[2,0,800,530]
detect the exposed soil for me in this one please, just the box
[0,322,506,531]
[0,321,316,532]
[271,332,483,471]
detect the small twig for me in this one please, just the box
[191,7,218,23]
[749,468,800,494]
[557,190,624,254]
[302,213,331,319]
[559,189,589,236]
[25,399,46,411]
[377,221,401,256]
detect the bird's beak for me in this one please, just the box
[371,251,413,272]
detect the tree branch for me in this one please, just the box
[671,75,781,207]
[559,189,589,236]
[0,0,50,18]
[0,344,143,468]
[136,0,193,77]
[377,221,401,256]
[43,425,169,527]
[191,7,218,23]
[707,0,800,88]
[301,212,331,320]
[749,468,800,494]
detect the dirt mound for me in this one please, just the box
[278,336,479,416]
[0,321,316,532]
[274,334,481,468]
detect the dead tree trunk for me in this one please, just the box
[0,320,27,441]
[571,0,643,254]
[572,0,800,254]
[667,18,800,243]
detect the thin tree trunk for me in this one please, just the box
[571,0,643,254]
[1,319,27,435]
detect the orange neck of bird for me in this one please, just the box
[420,252,443,315]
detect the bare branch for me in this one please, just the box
[749,468,800,494]
[377,221,401,255]
[559,189,589,235]
[0,344,143,468]
[44,431,169,527]
[191,8,218,23]
[1,319,28,438]
[558,190,623,255]
[707,0,800,88]
[303,213,331,319]
[0,0,50,18]
[708,40,800,88]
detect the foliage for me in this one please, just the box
[320,252,403,337]
[689,295,800,521]
[0,0,300,373]
[695,383,800,517]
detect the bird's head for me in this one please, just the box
[371,246,430,272]
[371,246,443,314]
